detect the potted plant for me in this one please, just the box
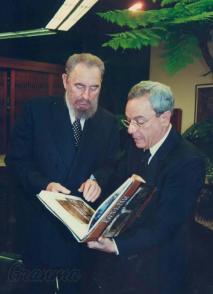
[183,119,213,183]
[183,120,213,230]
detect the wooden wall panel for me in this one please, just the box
[10,70,49,127]
[0,71,7,153]
[10,70,64,128]
[48,73,64,96]
[171,108,182,133]
[0,58,64,254]
[0,56,63,74]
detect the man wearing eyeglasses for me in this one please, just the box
[88,81,205,294]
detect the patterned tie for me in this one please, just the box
[72,119,82,147]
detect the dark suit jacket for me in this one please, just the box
[6,96,120,268]
[114,128,205,294]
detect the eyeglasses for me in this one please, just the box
[121,114,157,129]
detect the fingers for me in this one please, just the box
[46,182,71,194]
[87,237,116,253]
[98,236,105,243]
[78,179,101,202]
[87,240,99,249]
[87,237,107,250]
[78,182,84,192]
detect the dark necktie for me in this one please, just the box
[141,149,151,178]
[72,119,82,147]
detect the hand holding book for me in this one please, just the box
[46,182,71,194]
[46,179,101,202]
[87,237,118,254]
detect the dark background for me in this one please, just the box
[0,2,212,294]
[0,0,151,114]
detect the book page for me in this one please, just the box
[37,191,95,240]
[88,177,133,230]
[58,199,93,224]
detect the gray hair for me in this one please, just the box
[128,81,174,115]
[65,53,105,79]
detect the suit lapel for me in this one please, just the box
[50,97,76,169]
[79,113,98,152]
[146,128,181,185]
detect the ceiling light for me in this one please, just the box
[46,0,80,30]
[128,2,143,11]
[0,28,56,40]
[46,0,99,31]
[0,0,99,40]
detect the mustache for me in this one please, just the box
[76,99,91,104]
[75,98,98,119]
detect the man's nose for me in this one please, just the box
[82,87,90,100]
[127,122,136,134]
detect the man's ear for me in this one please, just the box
[62,73,68,90]
[160,111,172,126]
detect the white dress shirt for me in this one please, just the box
[148,124,172,164]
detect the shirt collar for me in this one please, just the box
[149,124,172,159]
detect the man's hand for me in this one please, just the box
[46,182,71,194]
[78,179,101,202]
[87,237,117,254]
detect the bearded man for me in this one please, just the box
[6,53,119,293]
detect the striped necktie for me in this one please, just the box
[72,119,82,147]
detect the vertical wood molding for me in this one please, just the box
[171,108,182,133]
[10,70,16,130]
[0,71,8,153]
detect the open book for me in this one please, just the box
[37,175,155,242]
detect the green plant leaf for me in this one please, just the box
[161,0,179,6]
[98,0,213,74]
[162,33,202,74]
[102,28,166,50]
